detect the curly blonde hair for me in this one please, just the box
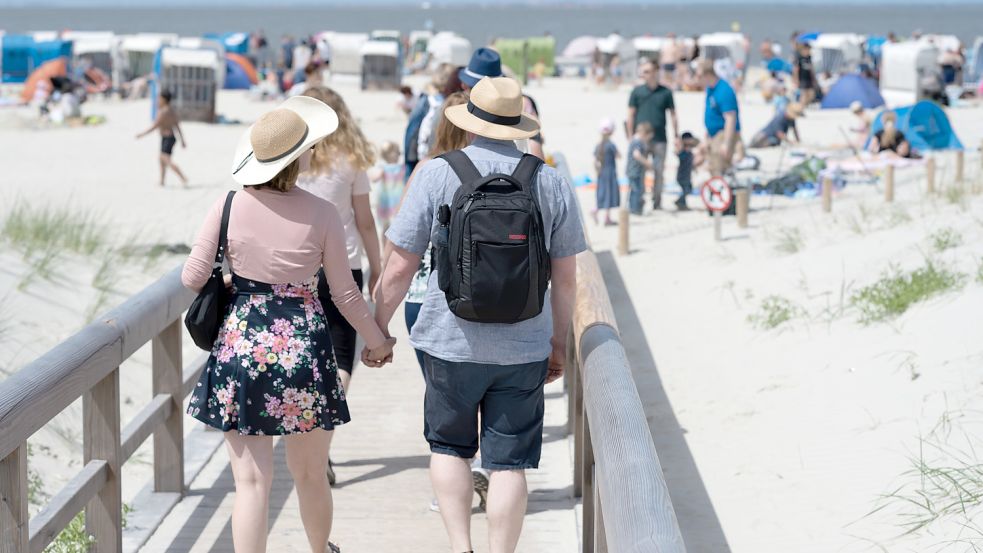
[302,86,376,173]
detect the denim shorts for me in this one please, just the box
[422,353,548,470]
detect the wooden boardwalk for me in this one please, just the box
[139,337,579,553]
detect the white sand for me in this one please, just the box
[2,75,983,550]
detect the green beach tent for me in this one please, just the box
[493,37,556,81]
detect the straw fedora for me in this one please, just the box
[231,96,338,185]
[444,77,540,141]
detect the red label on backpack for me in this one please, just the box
[509,234,527,240]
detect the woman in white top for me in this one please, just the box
[296,86,382,481]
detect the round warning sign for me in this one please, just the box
[701,177,733,213]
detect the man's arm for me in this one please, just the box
[374,245,421,335]
[669,107,680,142]
[547,255,578,383]
[135,114,160,139]
[626,106,637,139]
[174,118,186,147]
[352,193,382,294]
[721,112,737,156]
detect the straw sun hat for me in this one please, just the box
[231,96,338,185]
[444,77,540,141]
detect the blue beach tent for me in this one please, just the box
[821,74,885,109]
[866,101,963,152]
[767,58,793,74]
[204,32,250,55]
[797,31,821,44]
[224,57,252,89]
[1,35,73,83]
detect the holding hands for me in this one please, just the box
[361,336,397,368]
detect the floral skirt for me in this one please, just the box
[187,275,350,435]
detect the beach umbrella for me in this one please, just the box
[821,74,885,109]
[562,36,598,59]
[224,53,258,89]
[19,57,67,103]
[797,32,821,44]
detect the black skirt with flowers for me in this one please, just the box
[187,275,351,435]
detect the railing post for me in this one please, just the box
[582,413,595,553]
[84,370,122,553]
[0,444,28,553]
[926,157,936,194]
[152,319,184,493]
[884,164,895,203]
[595,482,608,553]
[572,354,585,499]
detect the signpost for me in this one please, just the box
[701,177,733,241]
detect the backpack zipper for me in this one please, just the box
[463,193,486,212]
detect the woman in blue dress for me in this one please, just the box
[594,117,621,225]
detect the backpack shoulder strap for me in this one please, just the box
[215,190,236,265]
[511,154,544,185]
[438,150,483,188]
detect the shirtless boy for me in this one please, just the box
[136,90,188,187]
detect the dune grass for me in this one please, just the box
[929,228,963,253]
[747,295,804,330]
[1,202,108,258]
[773,227,805,255]
[977,258,983,285]
[852,261,965,324]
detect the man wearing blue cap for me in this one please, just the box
[459,47,503,90]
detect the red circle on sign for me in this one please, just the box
[700,177,734,213]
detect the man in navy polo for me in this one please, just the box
[697,59,742,176]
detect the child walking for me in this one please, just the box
[135,90,188,187]
[675,132,701,211]
[371,141,405,239]
[626,122,654,215]
[594,118,620,225]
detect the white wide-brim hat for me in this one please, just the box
[444,77,540,141]
[231,95,338,186]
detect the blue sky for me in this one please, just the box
[5,0,983,5]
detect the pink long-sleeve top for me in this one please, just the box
[181,186,386,350]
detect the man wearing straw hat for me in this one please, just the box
[373,77,587,553]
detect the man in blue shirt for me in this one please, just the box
[698,59,742,176]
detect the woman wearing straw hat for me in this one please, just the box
[181,95,396,553]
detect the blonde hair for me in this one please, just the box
[302,86,376,172]
[429,91,471,157]
[257,159,300,193]
[379,141,400,164]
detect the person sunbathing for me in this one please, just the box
[868,111,911,158]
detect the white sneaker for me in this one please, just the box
[470,459,490,511]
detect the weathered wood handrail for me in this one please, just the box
[0,265,199,553]
[555,149,685,552]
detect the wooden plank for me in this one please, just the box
[84,370,122,553]
[572,251,619,356]
[28,460,109,553]
[0,266,194,460]
[152,320,183,494]
[582,413,595,553]
[120,395,172,463]
[579,324,685,553]
[0,444,28,553]
[572,354,584,499]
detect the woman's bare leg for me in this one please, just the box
[324,370,352,457]
[285,429,334,553]
[225,433,274,553]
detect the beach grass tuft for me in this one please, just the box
[773,227,805,255]
[851,262,965,324]
[976,257,983,285]
[43,512,96,553]
[748,295,804,330]
[1,202,107,258]
[929,228,962,253]
[943,184,967,208]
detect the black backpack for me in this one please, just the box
[432,150,550,324]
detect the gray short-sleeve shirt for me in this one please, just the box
[386,137,588,365]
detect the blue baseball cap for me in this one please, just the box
[459,47,503,88]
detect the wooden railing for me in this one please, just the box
[0,266,204,553]
[553,149,685,552]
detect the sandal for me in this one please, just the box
[328,542,341,553]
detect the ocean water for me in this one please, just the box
[2,4,982,59]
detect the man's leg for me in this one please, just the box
[479,359,548,553]
[651,142,667,209]
[431,453,475,552]
[486,469,528,553]
[159,154,168,186]
[422,354,484,552]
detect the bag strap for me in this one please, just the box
[510,154,544,189]
[215,190,236,266]
[439,150,482,190]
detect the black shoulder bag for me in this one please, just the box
[185,191,235,350]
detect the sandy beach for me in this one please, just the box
[2,73,983,551]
